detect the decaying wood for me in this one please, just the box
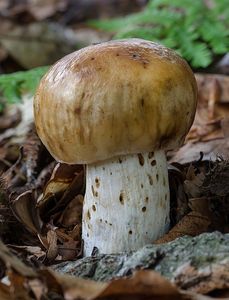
[53,232,229,294]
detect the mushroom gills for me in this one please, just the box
[82,150,170,256]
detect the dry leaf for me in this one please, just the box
[0,240,36,278]
[59,194,83,227]
[46,230,58,261]
[38,163,82,208]
[154,211,210,244]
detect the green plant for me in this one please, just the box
[0,66,49,110]
[89,0,229,68]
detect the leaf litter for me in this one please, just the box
[0,73,228,298]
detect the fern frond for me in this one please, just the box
[0,66,49,105]
[90,0,229,68]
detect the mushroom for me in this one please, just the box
[34,39,197,256]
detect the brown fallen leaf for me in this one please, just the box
[170,74,229,163]
[46,229,58,262]
[8,270,32,300]
[37,163,82,209]
[52,268,224,300]
[59,194,83,227]
[0,282,12,300]
[195,74,229,105]
[58,239,79,261]
[154,211,210,244]
[0,240,36,278]
[170,138,229,164]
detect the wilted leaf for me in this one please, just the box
[154,212,210,244]
[0,240,36,277]
[59,194,83,227]
[38,163,82,207]
[11,190,43,234]
[46,229,58,261]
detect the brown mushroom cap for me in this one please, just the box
[34,39,197,164]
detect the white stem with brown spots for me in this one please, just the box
[82,150,170,256]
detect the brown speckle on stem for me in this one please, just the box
[91,185,95,196]
[119,191,124,205]
[95,177,100,188]
[137,153,144,166]
[148,152,154,159]
[147,174,153,185]
[87,210,91,220]
[92,204,96,211]
[142,206,146,212]
[151,160,156,166]
[129,230,132,234]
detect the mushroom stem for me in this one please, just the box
[82,150,170,256]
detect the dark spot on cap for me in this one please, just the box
[129,230,132,234]
[132,54,137,58]
[141,98,145,107]
[156,174,159,181]
[110,172,112,175]
[145,197,149,203]
[116,53,120,56]
[138,153,144,166]
[143,62,147,68]
[92,205,96,211]
[164,78,173,91]
[74,106,81,115]
[119,158,122,163]
[100,218,102,222]
[109,223,112,226]
[119,192,124,205]
[142,206,146,212]
[141,183,144,188]
[105,220,108,224]
[151,160,156,167]
[91,57,95,60]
